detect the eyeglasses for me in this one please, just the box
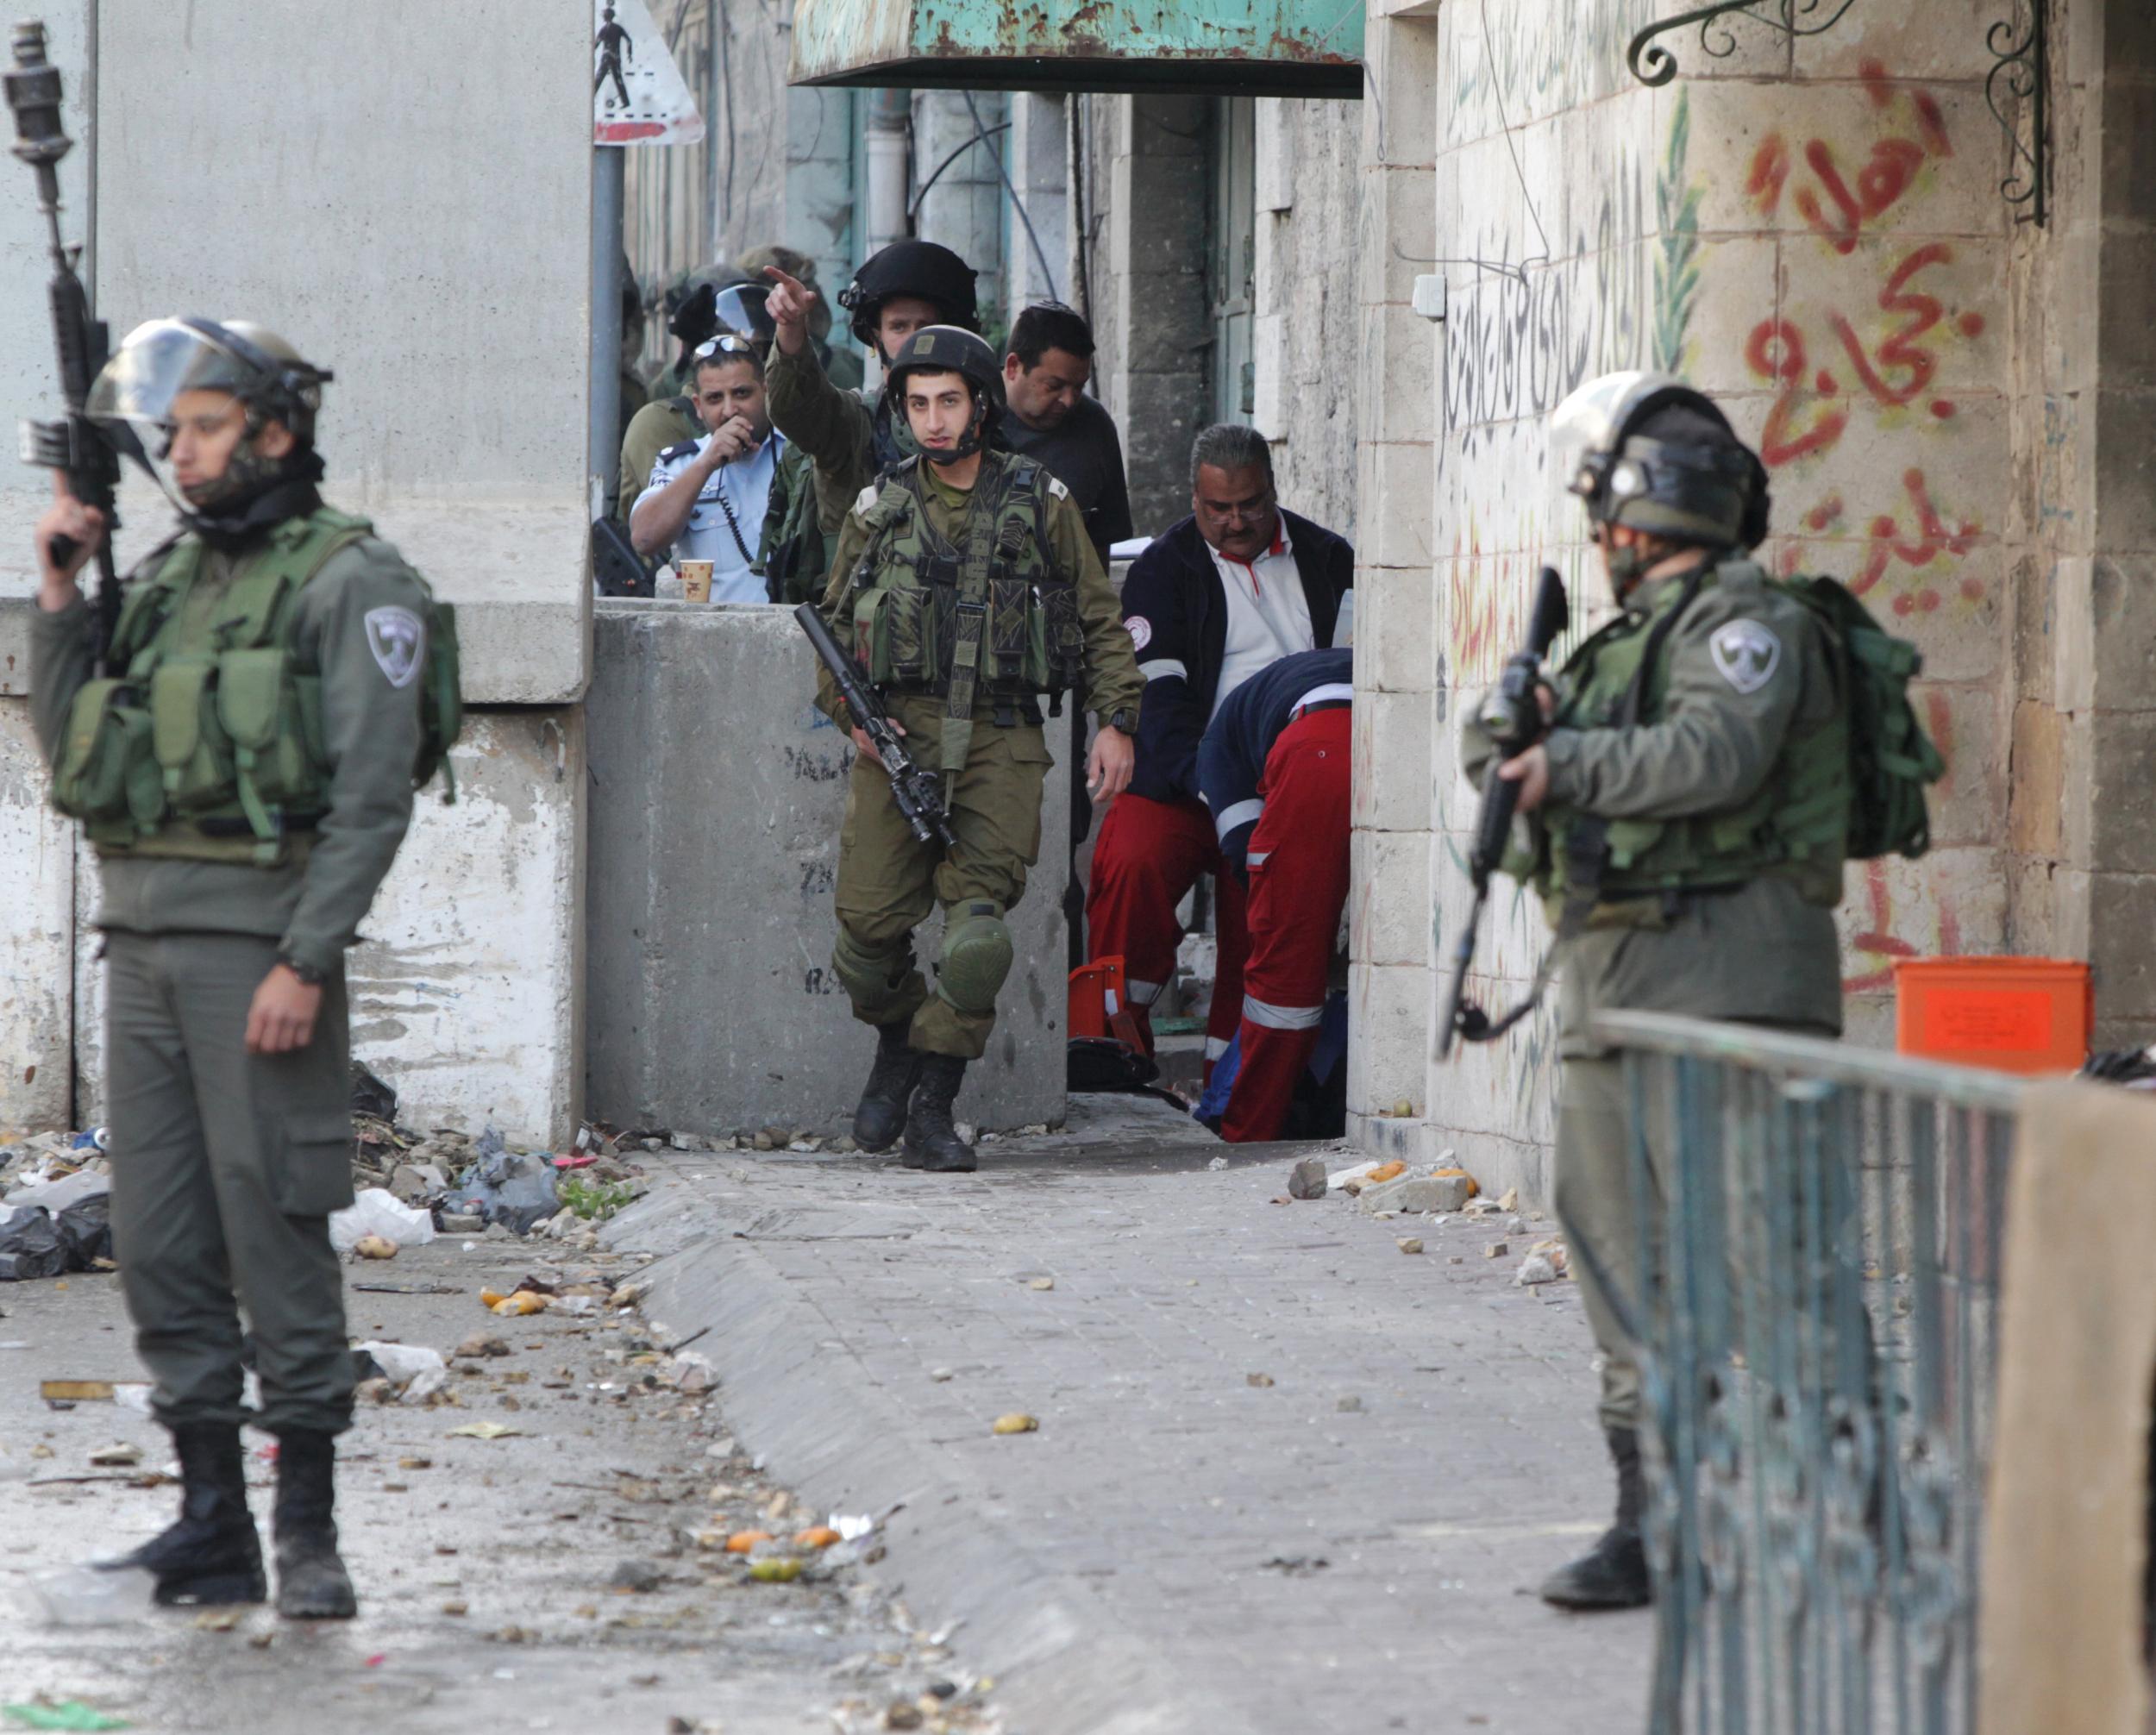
[692,333,758,360]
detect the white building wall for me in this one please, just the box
[2,0,592,1142]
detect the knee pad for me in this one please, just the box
[832,925,911,1000]
[935,901,1012,1016]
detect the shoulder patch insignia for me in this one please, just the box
[854,484,880,516]
[1047,475,1070,500]
[1709,618,1782,696]
[1125,615,1153,653]
[364,605,427,690]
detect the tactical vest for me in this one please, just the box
[1537,561,1849,918]
[844,451,1084,704]
[50,505,462,866]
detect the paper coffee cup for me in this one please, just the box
[679,559,714,603]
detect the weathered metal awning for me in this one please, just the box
[787,0,1363,99]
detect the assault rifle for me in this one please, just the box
[1438,565,1570,1058]
[5,22,134,674]
[794,601,957,849]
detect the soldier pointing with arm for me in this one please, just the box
[763,239,981,534]
[28,316,456,1621]
[812,326,1142,1173]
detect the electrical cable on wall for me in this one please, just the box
[965,91,1061,305]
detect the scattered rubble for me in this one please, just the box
[1286,1156,1327,1199]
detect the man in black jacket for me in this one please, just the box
[1083,424,1353,1074]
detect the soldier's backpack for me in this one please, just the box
[1773,573,1945,860]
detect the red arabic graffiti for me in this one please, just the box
[1748,60,1952,254]
[1778,473,1985,611]
[1857,470,1983,613]
[1743,242,1977,470]
[1845,859,1963,994]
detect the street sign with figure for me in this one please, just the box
[593,0,703,147]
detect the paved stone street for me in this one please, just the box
[625,1096,1653,1735]
[0,1237,997,1735]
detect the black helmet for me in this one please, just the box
[668,274,774,351]
[837,240,978,350]
[1551,370,1769,550]
[883,324,1002,466]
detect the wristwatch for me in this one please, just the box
[1106,708,1136,735]
[277,952,326,987]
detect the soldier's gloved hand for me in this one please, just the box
[245,964,323,1055]
[762,266,817,358]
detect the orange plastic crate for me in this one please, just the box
[1892,956,2091,1074]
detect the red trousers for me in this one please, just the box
[1221,707,1352,1143]
[1084,792,1248,1073]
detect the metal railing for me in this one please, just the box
[1587,1012,2028,1735]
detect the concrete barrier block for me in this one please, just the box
[70,711,586,1145]
[586,603,1068,1137]
[0,698,75,1131]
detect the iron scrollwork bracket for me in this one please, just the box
[1987,0,2049,225]
[1626,0,1860,89]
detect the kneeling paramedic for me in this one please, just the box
[1197,646,1352,1143]
[814,327,1142,1171]
[29,317,459,1619]
[1461,372,1851,1612]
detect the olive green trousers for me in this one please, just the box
[831,708,1052,1060]
[103,930,357,1437]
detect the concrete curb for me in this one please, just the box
[608,1162,1257,1735]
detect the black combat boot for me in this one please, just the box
[900,1054,975,1173]
[853,1020,924,1153]
[1539,1426,1652,1610]
[271,1428,356,1619]
[100,1421,266,1606]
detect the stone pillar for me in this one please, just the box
[1006,92,1070,310]
[1089,95,1209,534]
[915,91,1006,328]
[2015,0,2156,1049]
[1348,3,1445,1168]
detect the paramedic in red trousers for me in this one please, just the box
[1084,423,1353,1077]
[1197,646,1354,1142]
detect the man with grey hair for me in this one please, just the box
[1083,422,1354,1075]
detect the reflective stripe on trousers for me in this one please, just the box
[1242,993,1324,1030]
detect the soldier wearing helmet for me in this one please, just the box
[761,240,985,538]
[1459,370,1848,1613]
[811,325,1144,1172]
[28,316,457,1624]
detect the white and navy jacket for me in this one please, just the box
[1196,647,1355,879]
[1119,510,1353,805]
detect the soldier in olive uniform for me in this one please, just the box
[816,327,1143,1171]
[29,317,455,1619]
[1460,372,1846,1611]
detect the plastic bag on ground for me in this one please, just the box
[21,1564,156,1626]
[354,1340,448,1402]
[4,1168,110,1217]
[329,1187,437,1254]
[55,1195,112,1268]
[452,1143,559,1235]
[0,1206,67,1281]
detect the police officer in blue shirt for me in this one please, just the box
[630,333,787,601]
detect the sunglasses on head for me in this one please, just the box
[692,333,757,360]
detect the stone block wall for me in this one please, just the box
[1350,0,2091,1199]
